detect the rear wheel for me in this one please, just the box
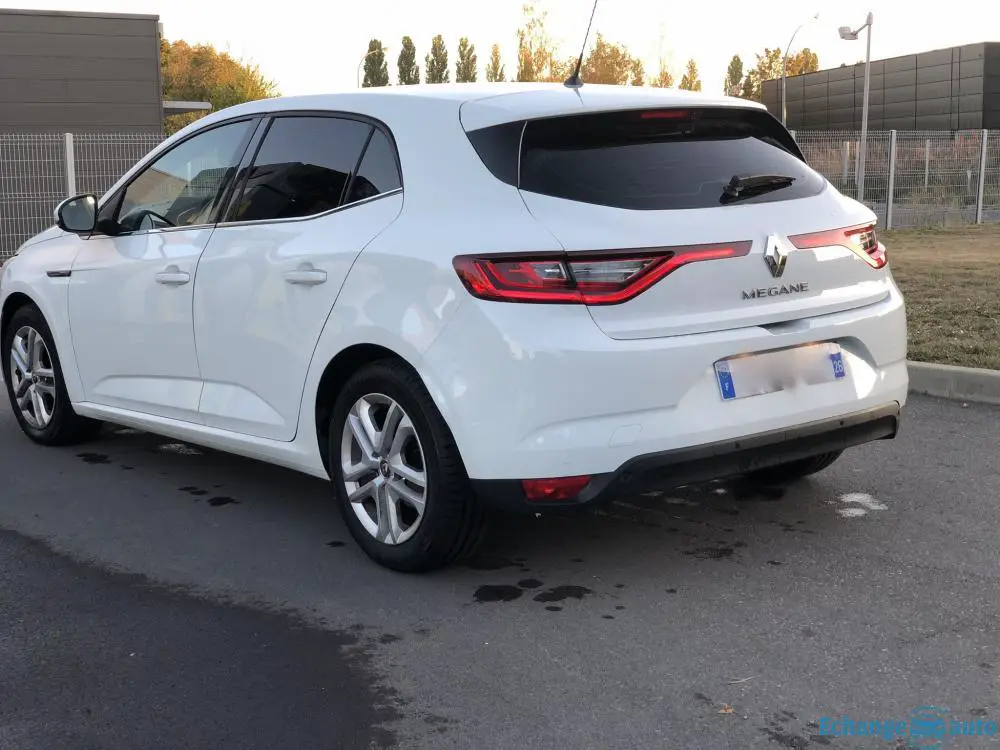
[745,450,843,484]
[330,359,484,572]
[2,304,102,445]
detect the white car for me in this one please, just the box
[1,83,907,571]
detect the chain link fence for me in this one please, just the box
[2,128,999,259]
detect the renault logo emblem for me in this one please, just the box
[764,234,789,278]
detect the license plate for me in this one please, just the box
[714,343,847,401]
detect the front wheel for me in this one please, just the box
[330,360,485,572]
[744,450,843,484]
[1,304,103,445]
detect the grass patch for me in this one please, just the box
[884,224,1000,370]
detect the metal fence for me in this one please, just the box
[0,132,163,258]
[2,128,999,259]
[792,129,1000,229]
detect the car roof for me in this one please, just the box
[188,82,767,134]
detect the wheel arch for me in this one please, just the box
[1,291,38,338]
[314,343,416,476]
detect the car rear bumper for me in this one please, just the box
[471,402,901,512]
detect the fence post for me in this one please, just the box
[886,130,897,230]
[842,141,850,183]
[924,139,931,189]
[976,129,988,224]
[63,133,76,197]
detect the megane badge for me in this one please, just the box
[764,234,789,278]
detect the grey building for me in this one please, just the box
[0,7,164,133]
[763,42,1000,131]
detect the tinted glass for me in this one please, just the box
[488,108,824,210]
[344,130,401,204]
[117,120,253,232]
[231,116,372,222]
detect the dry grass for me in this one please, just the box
[884,224,1000,370]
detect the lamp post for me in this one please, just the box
[839,12,874,201]
[782,13,820,127]
[357,46,389,88]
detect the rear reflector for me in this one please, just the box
[454,242,751,305]
[789,223,887,269]
[522,476,592,502]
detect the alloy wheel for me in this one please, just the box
[340,393,428,545]
[9,325,57,429]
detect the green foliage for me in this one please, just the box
[724,55,743,95]
[739,46,820,101]
[486,43,506,82]
[425,34,450,84]
[678,58,701,91]
[362,39,390,88]
[160,38,279,134]
[456,37,478,83]
[397,36,420,85]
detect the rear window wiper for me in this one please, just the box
[720,174,795,204]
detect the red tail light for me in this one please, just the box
[522,475,592,502]
[453,242,751,305]
[788,223,887,269]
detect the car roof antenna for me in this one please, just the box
[563,0,600,89]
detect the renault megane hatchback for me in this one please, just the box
[0,83,908,571]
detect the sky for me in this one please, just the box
[13,0,1000,95]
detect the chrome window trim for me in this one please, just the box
[215,187,403,229]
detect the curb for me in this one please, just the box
[907,360,1000,406]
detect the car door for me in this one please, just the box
[67,118,258,422]
[193,113,403,440]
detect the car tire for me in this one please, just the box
[2,303,103,446]
[745,450,843,484]
[330,359,485,573]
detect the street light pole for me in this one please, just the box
[782,13,819,127]
[858,12,874,201]
[357,47,388,88]
[840,13,874,201]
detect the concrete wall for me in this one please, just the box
[0,8,163,134]
[763,42,1000,131]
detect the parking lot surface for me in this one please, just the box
[2,394,999,749]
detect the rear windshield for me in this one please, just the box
[466,107,826,210]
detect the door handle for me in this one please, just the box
[284,266,327,286]
[155,265,190,285]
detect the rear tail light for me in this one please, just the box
[789,223,887,269]
[453,241,751,305]
[522,475,592,502]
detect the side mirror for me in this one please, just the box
[54,194,98,234]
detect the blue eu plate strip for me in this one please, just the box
[715,362,736,400]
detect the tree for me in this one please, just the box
[678,58,702,91]
[362,39,390,88]
[574,33,644,86]
[740,69,760,100]
[724,54,743,96]
[456,37,478,83]
[649,62,674,88]
[630,59,645,87]
[515,2,566,82]
[160,39,279,134]
[740,46,820,101]
[486,43,506,82]
[397,36,420,85]
[425,34,449,84]
[786,48,820,76]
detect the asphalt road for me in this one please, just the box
[2,394,999,749]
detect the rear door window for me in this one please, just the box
[469,107,826,210]
[230,115,373,222]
